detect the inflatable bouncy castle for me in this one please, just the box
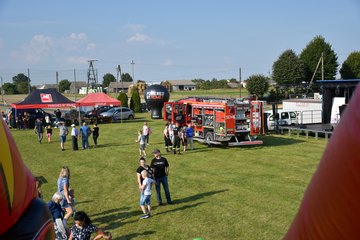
[0,118,54,239]
[285,85,360,239]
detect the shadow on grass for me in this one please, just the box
[113,230,156,240]
[258,135,305,147]
[155,202,206,216]
[91,208,140,231]
[173,189,228,204]
[75,200,94,206]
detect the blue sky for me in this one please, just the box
[0,0,359,85]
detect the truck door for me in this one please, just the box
[250,101,264,135]
[163,102,186,126]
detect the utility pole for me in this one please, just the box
[131,60,135,82]
[74,68,77,101]
[27,68,31,94]
[56,71,59,92]
[239,67,242,98]
[0,76,3,104]
[116,65,121,96]
[321,52,324,80]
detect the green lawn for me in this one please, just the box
[10,113,327,240]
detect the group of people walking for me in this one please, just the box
[70,122,99,151]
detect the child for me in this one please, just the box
[69,188,76,217]
[136,130,147,158]
[139,170,154,219]
[46,125,53,143]
[181,127,187,152]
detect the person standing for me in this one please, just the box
[71,124,79,151]
[79,122,91,149]
[59,122,69,151]
[46,125,53,143]
[92,123,99,148]
[54,109,62,127]
[163,123,172,152]
[150,149,172,206]
[136,130,147,158]
[172,123,181,154]
[139,170,155,219]
[142,122,150,145]
[57,166,73,224]
[186,123,194,150]
[34,118,44,144]
[181,127,187,152]
[136,157,154,218]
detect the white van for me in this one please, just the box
[265,110,298,131]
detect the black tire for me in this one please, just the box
[128,115,134,120]
[205,132,214,147]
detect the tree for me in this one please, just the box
[340,51,360,79]
[13,73,29,85]
[272,49,305,85]
[130,89,141,113]
[58,79,71,93]
[16,81,29,94]
[299,35,338,82]
[102,73,116,87]
[12,73,30,94]
[246,74,269,99]
[2,82,16,94]
[121,73,133,82]
[117,92,128,108]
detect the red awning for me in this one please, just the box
[76,92,121,107]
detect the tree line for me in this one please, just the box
[1,35,359,99]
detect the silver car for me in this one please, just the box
[100,107,135,120]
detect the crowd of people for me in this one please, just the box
[6,112,198,238]
[163,121,194,154]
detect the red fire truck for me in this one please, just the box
[164,97,266,146]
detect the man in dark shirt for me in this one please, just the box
[150,149,172,205]
[34,118,44,144]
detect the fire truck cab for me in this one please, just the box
[164,97,265,146]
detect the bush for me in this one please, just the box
[117,92,128,107]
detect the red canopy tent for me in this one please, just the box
[76,92,121,107]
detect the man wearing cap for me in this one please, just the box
[71,124,79,151]
[150,149,172,205]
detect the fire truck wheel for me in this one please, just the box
[205,132,214,147]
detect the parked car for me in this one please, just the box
[85,106,114,118]
[100,107,135,120]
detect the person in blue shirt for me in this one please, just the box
[185,123,194,150]
[79,122,91,149]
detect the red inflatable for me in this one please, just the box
[0,118,54,239]
[285,85,360,239]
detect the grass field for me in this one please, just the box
[9,112,328,240]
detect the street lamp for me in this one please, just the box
[131,60,135,82]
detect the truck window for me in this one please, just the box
[281,112,289,119]
[290,112,297,119]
